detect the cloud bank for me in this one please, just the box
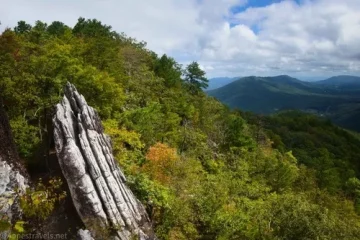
[1,0,360,78]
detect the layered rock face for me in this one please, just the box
[52,83,155,240]
[0,104,28,239]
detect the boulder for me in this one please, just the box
[52,83,155,240]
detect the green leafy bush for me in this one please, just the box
[10,117,40,158]
[20,178,66,220]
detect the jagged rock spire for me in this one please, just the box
[53,83,155,240]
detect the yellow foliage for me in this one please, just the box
[103,119,144,175]
[103,119,144,151]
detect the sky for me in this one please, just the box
[1,0,360,79]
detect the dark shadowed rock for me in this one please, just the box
[52,83,155,240]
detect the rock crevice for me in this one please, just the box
[53,83,155,240]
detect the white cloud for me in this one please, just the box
[209,0,360,78]
[1,0,360,78]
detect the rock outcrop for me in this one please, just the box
[53,83,155,240]
[0,104,28,239]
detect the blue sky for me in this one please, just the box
[231,0,285,13]
[230,0,285,28]
[1,0,360,79]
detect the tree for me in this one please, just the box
[47,21,69,36]
[143,142,179,184]
[154,54,182,88]
[14,21,32,34]
[184,61,208,93]
[345,177,360,212]
[72,17,114,38]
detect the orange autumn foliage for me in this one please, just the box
[143,142,179,185]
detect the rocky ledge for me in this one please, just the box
[53,83,155,240]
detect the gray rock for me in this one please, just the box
[0,159,27,239]
[0,105,28,239]
[53,83,155,240]
[77,229,95,240]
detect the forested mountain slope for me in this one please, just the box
[208,75,360,131]
[1,19,360,239]
[244,110,360,194]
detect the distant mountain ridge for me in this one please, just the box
[208,75,360,131]
[207,77,240,90]
[316,75,360,84]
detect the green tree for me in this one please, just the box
[154,54,182,88]
[47,21,69,36]
[14,21,32,34]
[345,177,360,212]
[184,61,208,93]
[72,17,114,38]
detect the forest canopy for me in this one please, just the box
[1,18,360,239]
